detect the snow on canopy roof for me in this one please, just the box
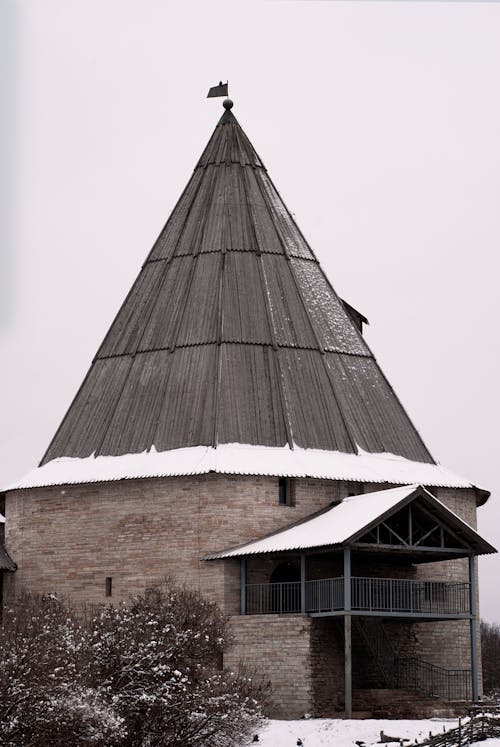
[5,443,477,492]
[205,485,496,559]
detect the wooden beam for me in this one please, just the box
[344,546,352,718]
[241,557,247,616]
[417,503,470,549]
[414,523,441,547]
[380,521,409,547]
[469,555,479,702]
[351,542,468,554]
[300,553,306,613]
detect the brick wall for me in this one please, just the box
[4,474,345,607]
[310,618,344,715]
[226,614,313,719]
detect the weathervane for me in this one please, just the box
[207,81,233,109]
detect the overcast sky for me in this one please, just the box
[1,0,499,619]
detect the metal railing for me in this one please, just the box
[244,577,470,616]
[353,618,472,701]
[351,577,470,616]
[353,617,398,688]
[246,581,301,615]
[396,657,472,701]
[306,577,344,613]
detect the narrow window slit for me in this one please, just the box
[278,477,295,506]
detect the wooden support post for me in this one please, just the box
[300,553,306,613]
[241,557,247,616]
[469,554,479,702]
[344,546,352,718]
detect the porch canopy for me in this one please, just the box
[205,484,496,621]
[205,485,495,564]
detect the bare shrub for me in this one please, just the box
[0,592,124,746]
[84,582,266,746]
[0,582,266,746]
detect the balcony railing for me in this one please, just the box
[244,576,470,617]
[351,577,470,615]
[246,581,302,615]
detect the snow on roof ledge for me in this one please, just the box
[5,443,476,492]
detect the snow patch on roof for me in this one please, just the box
[5,443,474,491]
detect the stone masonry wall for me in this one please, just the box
[226,615,313,719]
[310,618,345,715]
[4,474,345,608]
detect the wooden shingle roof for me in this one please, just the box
[41,104,434,467]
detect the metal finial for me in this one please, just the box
[223,98,233,110]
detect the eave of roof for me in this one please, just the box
[204,484,496,560]
[6,443,479,493]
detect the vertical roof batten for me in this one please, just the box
[40,104,435,466]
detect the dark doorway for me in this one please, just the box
[269,560,301,613]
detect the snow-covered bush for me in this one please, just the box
[0,592,125,746]
[0,582,266,746]
[84,582,266,746]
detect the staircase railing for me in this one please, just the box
[354,618,472,701]
[396,657,472,701]
[353,618,398,688]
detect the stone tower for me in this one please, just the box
[2,99,494,718]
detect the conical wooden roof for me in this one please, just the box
[41,105,433,466]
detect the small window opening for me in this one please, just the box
[278,477,295,506]
[105,577,112,597]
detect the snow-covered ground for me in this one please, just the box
[245,718,500,747]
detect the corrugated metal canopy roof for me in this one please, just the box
[39,103,436,470]
[205,485,496,559]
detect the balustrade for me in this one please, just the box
[244,576,470,617]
